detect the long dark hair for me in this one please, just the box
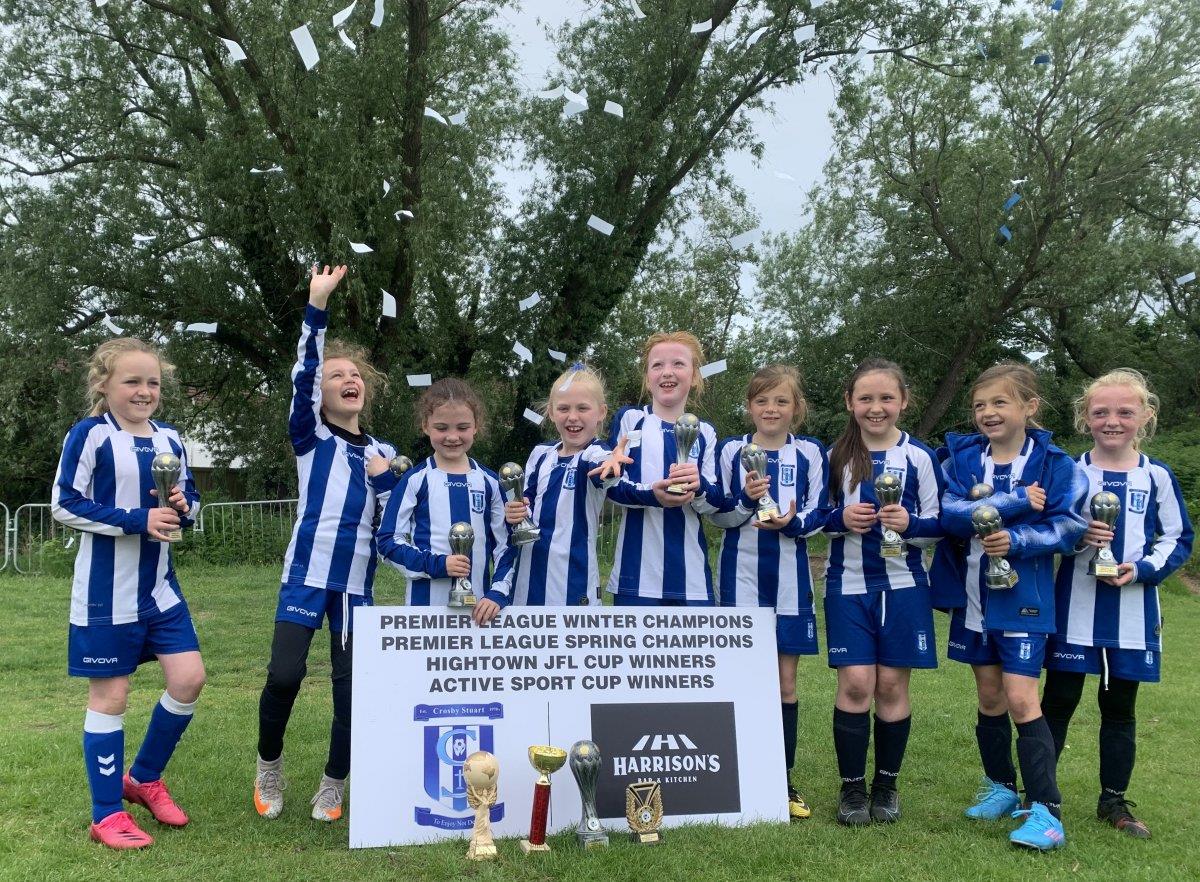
[828,358,909,502]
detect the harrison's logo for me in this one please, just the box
[611,731,721,777]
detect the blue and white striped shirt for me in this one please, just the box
[280,305,399,596]
[52,414,200,626]
[376,458,516,607]
[606,406,725,603]
[1055,453,1193,651]
[711,434,829,615]
[823,432,944,596]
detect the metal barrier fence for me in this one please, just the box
[0,502,8,572]
[12,503,78,574]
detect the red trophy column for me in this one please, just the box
[520,746,567,854]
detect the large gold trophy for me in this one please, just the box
[626,779,664,845]
[520,745,567,854]
[462,751,499,861]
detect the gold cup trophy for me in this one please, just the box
[520,745,568,854]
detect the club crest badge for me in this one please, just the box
[1128,489,1148,514]
[471,490,485,514]
[564,467,577,490]
[779,464,796,487]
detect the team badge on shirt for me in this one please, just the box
[885,466,905,480]
[779,464,796,487]
[1128,489,1148,513]
[563,466,577,489]
[471,490,485,513]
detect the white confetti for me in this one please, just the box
[382,180,391,197]
[220,38,247,62]
[338,30,357,50]
[852,46,869,61]
[563,100,587,118]
[65,534,76,549]
[95,0,108,6]
[729,230,758,250]
[548,349,566,362]
[564,87,587,105]
[773,171,797,182]
[101,315,124,335]
[746,26,768,47]
[699,359,728,379]
[795,24,815,42]
[537,86,565,99]
[1175,271,1196,286]
[250,165,283,174]
[810,0,829,8]
[512,341,532,363]
[1021,32,1039,50]
[587,215,614,236]
[380,289,396,318]
[371,0,384,27]
[394,209,414,220]
[332,1,356,27]
[289,24,320,71]
[449,110,467,125]
[349,240,374,254]
[407,374,432,387]
[603,100,624,118]
[132,234,155,243]
[690,19,712,34]
[629,0,646,19]
[180,322,218,334]
[518,293,542,311]
[523,408,545,426]
[559,371,577,392]
[424,107,448,125]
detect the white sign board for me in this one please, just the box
[349,607,787,848]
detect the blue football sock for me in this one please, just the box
[129,692,195,784]
[83,709,125,823]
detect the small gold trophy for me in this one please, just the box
[740,443,780,522]
[447,522,477,607]
[972,504,1019,590]
[1089,491,1122,578]
[389,454,413,478]
[520,745,567,854]
[626,780,663,845]
[667,413,701,494]
[150,452,184,542]
[462,751,499,861]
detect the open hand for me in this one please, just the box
[309,264,347,308]
[472,598,501,625]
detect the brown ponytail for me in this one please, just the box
[828,358,909,502]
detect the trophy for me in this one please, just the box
[569,740,608,849]
[150,452,183,542]
[498,462,540,546]
[520,745,568,854]
[625,780,663,845]
[389,454,412,477]
[873,472,903,557]
[463,751,499,861]
[447,522,477,607]
[972,504,1018,589]
[667,413,701,494]
[969,483,994,500]
[740,444,780,522]
[1089,491,1121,579]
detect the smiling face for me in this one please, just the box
[846,370,906,444]
[550,385,607,455]
[645,342,696,413]
[320,357,366,426]
[100,351,162,432]
[423,400,477,467]
[748,382,797,441]
[1086,384,1148,456]
[972,379,1037,448]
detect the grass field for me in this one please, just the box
[1,564,1197,881]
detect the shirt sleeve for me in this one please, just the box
[174,437,201,529]
[707,439,754,530]
[51,425,148,536]
[1134,463,1194,585]
[782,441,830,539]
[900,447,945,547]
[485,480,516,609]
[376,472,449,578]
[1008,454,1089,559]
[288,305,327,456]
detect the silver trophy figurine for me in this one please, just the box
[447,521,477,607]
[1089,491,1122,578]
[740,444,780,522]
[569,740,608,849]
[972,504,1018,589]
[498,462,540,546]
[969,483,994,500]
[389,454,413,478]
[667,413,701,495]
[150,452,183,542]
[874,472,903,557]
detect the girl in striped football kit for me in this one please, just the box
[500,364,662,606]
[52,338,205,849]
[596,331,727,605]
[1040,370,1192,839]
[941,363,1088,851]
[255,265,401,824]
[822,358,943,827]
[377,378,516,623]
[709,365,830,821]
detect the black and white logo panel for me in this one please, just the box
[590,701,741,817]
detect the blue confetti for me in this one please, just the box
[1003,193,1022,212]
[1050,0,1063,11]
[995,225,1013,246]
[571,361,585,371]
[1034,53,1051,65]
[976,42,988,60]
